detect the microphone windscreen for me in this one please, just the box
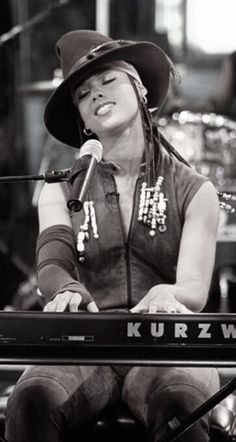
[78,139,103,162]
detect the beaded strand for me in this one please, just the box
[77,201,99,262]
[138,176,168,235]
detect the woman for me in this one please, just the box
[5,30,220,442]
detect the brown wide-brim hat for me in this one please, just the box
[44,29,172,148]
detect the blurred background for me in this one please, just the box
[0,0,236,312]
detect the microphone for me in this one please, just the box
[67,139,103,212]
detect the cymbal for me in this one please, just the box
[18,77,62,94]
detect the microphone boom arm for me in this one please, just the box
[0,170,70,183]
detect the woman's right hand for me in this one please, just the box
[43,291,99,312]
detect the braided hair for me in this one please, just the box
[129,75,191,187]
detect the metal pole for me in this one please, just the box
[95,0,110,35]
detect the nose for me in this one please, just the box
[91,88,104,101]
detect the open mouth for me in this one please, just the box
[95,102,115,116]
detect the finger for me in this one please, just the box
[130,302,146,313]
[165,306,177,314]
[43,301,58,312]
[45,293,68,312]
[56,299,69,312]
[148,302,160,313]
[176,304,193,314]
[69,293,83,312]
[87,301,99,313]
[165,302,192,314]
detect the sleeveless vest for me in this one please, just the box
[66,147,207,310]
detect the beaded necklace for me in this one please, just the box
[76,200,99,262]
[138,176,167,236]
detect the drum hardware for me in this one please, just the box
[217,191,236,213]
[158,114,204,163]
[218,201,235,213]
[18,69,63,95]
[8,272,43,311]
[217,191,236,202]
[171,111,236,132]
[159,111,236,214]
[0,2,71,48]
[159,110,236,192]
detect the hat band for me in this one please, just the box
[68,39,135,77]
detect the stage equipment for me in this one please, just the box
[159,111,236,191]
[0,311,235,366]
[18,68,63,95]
[67,139,103,212]
[0,1,71,47]
[1,311,236,441]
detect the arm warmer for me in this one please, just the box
[36,224,93,306]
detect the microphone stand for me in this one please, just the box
[0,1,72,47]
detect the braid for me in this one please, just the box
[153,124,191,168]
[139,100,157,186]
[129,76,156,187]
[129,75,191,182]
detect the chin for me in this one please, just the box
[97,120,125,135]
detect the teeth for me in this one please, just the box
[96,103,113,116]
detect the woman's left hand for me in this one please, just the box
[130,285,192,314]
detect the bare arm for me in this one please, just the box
[38,182,71,232]
[131,181,219,313]
[174,180,219,311]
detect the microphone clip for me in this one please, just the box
[44,170,70,183]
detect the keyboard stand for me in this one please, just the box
[159,377,236,441]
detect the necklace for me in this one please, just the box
[76,201,99,262]
[138,176,168,235]
[75,176,167,262]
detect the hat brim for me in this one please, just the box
[44,41,170,147]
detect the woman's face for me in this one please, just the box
[73,69,140,138]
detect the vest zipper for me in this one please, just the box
[126,179,139,308]
[124,243,132,308]
[111,176,139,308]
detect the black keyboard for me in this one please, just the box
[0,311,235,366]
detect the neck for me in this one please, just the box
[100,116,145,176]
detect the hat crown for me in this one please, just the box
[56,30,115,79]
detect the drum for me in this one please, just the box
[159,110,236,188]
[158,111,204,163]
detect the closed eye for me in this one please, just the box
[103,77,116,85]
[78,89,90,99]
[75,73,116,101]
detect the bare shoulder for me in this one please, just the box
[188,181,219,211]
[186,180,219,228]
[38,182,67,206]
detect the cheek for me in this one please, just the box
[78,104,101,135]
[120,85,138,111]
[120,95,139,119]
[78,103,90,127]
